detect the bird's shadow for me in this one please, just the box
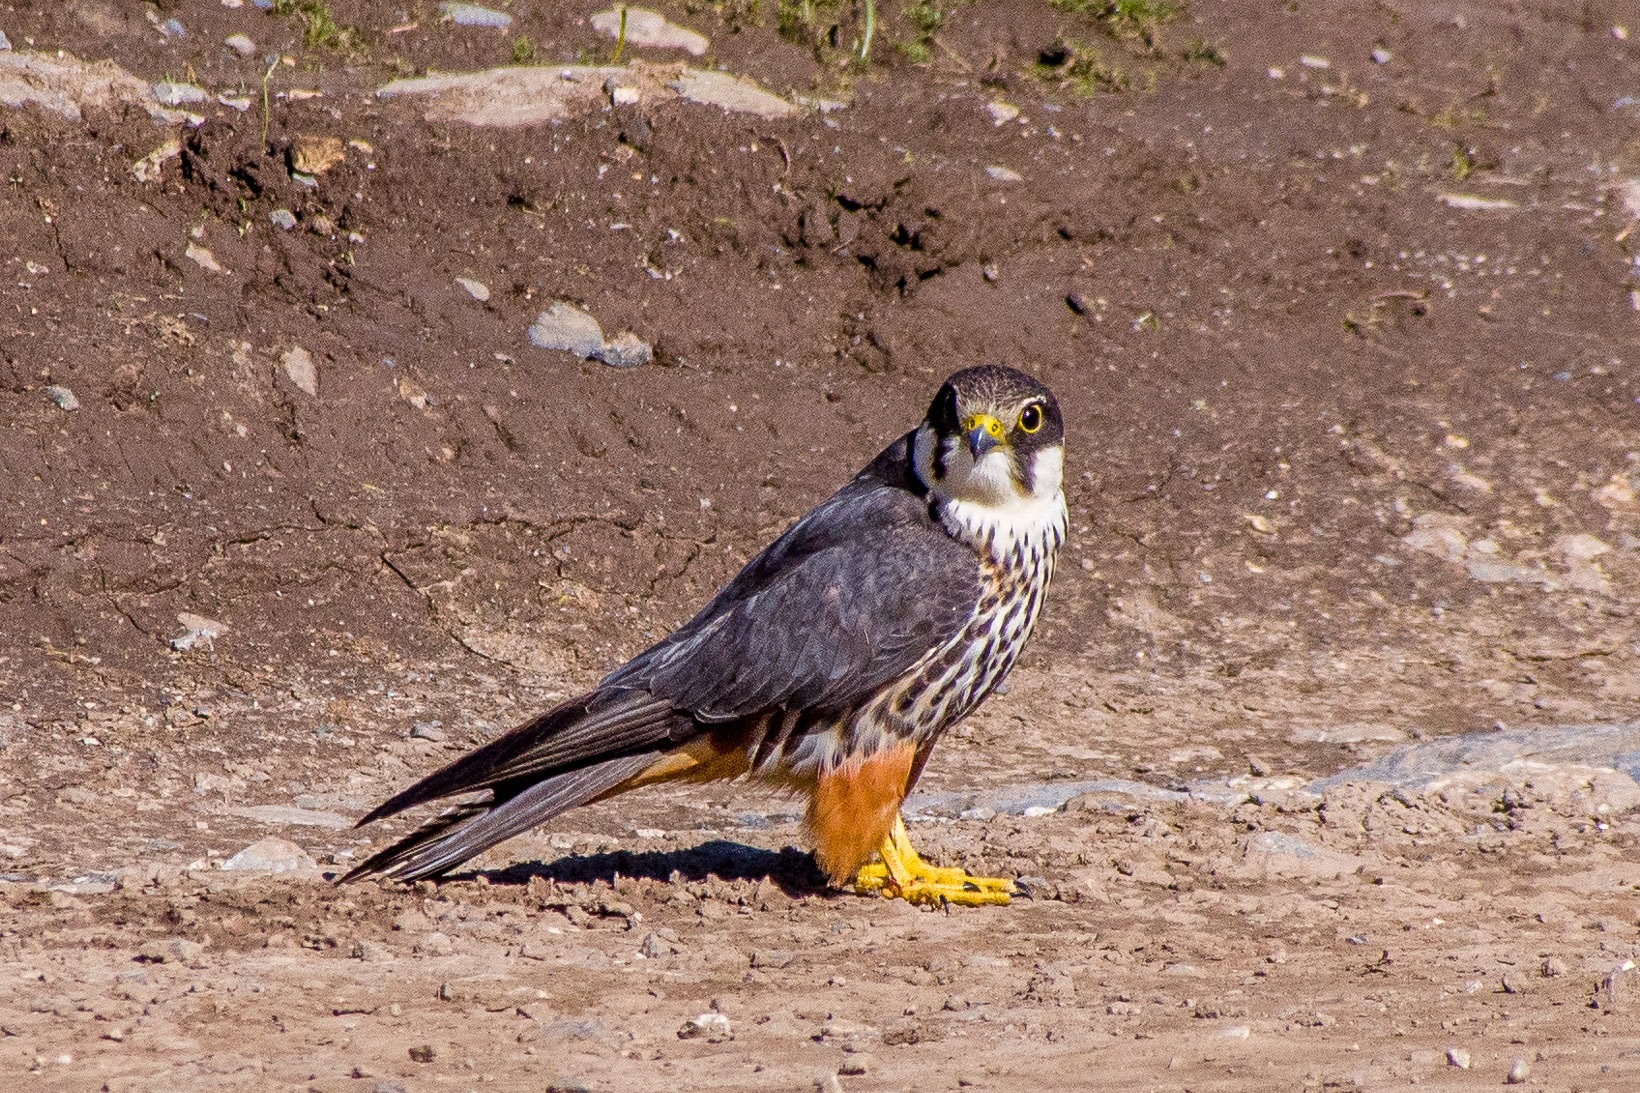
[459,839,831,898]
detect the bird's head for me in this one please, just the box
[912,365,1065,509]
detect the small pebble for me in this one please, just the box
[0,31,11,51]
[678,1012,731,1042]
[1506,1059,1530,1084]
[455,276,490,302]
[985,165,1023,182]
[281,346,319,396]
[1446,1047,1471,1069]
[225,33,256,57]
[985,100,1019,125]
[269,209,297,230]
[43,385,80,411]
[410,721,444,741]
[1370,46,1392,64]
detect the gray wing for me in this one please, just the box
[604,479,983,720]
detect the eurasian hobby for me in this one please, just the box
[345,365,1067,905]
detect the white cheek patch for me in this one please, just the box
[1029,446,1063,500]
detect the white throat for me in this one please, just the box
[914,428,1068,560]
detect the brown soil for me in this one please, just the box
[2,1,1639,1090]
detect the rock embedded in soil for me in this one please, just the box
[42,385,79,411]
[593,331,653,369]
[590,8,710,56]
[439,2,513,28]
[152,81,208,106]
[281,346,319,396]
[222,836,320,876]
[224,33,255,58]
[529,302,606,358]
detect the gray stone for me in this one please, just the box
[593,331,652,369]
[529,302,605,358]
[1,51,192,125]
[269,208,297,230]
[410,721,445,741]
[221,836,320,875]
[1506,1059,1530,1085]
[439,2,513,28]
[1307,724,1640,803]
[152,81,209,106]
[590,8,709,56]
[230,805,351,829]
[224,34,256,57]
[42,385,79,411]
[454,276,490,302]
[0,31,11,52]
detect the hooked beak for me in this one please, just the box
[963,413,1006,459]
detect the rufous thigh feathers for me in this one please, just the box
[806,743,917,885]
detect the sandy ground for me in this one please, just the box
[2,1,1639,1089]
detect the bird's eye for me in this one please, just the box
[1018,403,1043,433]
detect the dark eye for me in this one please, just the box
[1018,403,1043,433]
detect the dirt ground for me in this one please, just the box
[2,0,1640,1089]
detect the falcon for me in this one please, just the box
[344,365,1067,905]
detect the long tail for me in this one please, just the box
[341,688,693,883]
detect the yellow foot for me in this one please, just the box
[853,814,1015,907]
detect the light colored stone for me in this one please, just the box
[42,385,79,411]
[440,2,512,27]
[593,331,652,369]
[455,276,490,302]
[678,1012,731,1041]
[133,138,182,183]
[222,837,321,875]
[1438,193,1518,212]
[281,346,318,396]
[230,805,352,829]
[590,8,709,56]
[224,33,256,57]
[669,69,795,118]
[529,302,605,358]
[152,81,209,106]
[0,50,194,123]
[185,242,227,274]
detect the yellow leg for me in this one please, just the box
[854,814,1015,906]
